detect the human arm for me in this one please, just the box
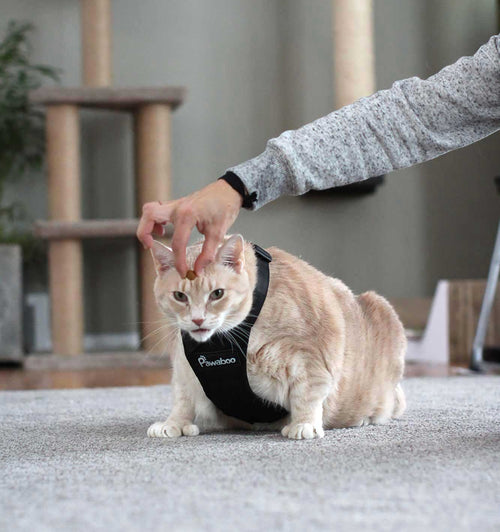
[229,34,500,209]
[138,34,500,273]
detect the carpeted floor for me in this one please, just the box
[1,376,499,532]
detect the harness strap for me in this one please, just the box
[181,244,288,424]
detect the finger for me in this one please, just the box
[171,218,195,277]
[136,216,156,249]
[137,202,171,248]
[194,230,224,275]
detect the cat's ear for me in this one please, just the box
[150,241,175,275]
[216,234,245,274]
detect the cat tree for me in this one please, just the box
[31,0,184,355]
[332,0,375,109]
[30,0,375,357]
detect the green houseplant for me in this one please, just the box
[0,20,59,255]
[0,21,59,359]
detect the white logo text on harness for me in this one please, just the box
[198,354,237,368]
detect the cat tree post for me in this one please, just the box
[33,0,185,358]
[46,105,83,355]
[135,104,172,351]
[332,0,375,108]
[45,0,111,355]
[81,0,112,87]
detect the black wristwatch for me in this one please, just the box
[218,171,257,209]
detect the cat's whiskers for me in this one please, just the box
[219,329,247,359]
[222,317,251,339]
[217,320,253,359]
[130,318,171,326]
[146,327,180,356]
[226,325,250,344]
[140,321,174,343]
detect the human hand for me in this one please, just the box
[136,180,243,277]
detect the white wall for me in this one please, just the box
[2,0,499,338]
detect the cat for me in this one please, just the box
[148,234,406,440]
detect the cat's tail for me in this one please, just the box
[392,383,406,419]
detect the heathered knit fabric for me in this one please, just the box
[229,34,500,210]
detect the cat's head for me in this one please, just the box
[151,234,255,343]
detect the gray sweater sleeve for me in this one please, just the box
[228,34,500,210]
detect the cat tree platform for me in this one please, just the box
[30,86,186,111]
[34,219,174,240]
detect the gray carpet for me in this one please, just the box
[1,377,499,532]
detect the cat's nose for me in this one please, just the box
[192,318,204,327]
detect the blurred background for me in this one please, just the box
[0,0,499,376]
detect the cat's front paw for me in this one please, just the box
[147,421,200,438]
[281,422,324,440]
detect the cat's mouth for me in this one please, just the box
[189,327,215,342]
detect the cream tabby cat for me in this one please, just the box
[148,235,406,440]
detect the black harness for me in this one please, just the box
[181,245,288,424]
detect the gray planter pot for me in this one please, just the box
[0,244,23,362]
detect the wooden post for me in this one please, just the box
[80,0,112,86]
[46,105,83,355]
[332,0,375,108]
[135,104,172,352]
[449,280,500,366]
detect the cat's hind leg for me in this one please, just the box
[392,383,406,419]
[369,391,395,426]
[369,383,405,425]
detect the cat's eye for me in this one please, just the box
[209,289,224,301]
[173,291,188,303]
